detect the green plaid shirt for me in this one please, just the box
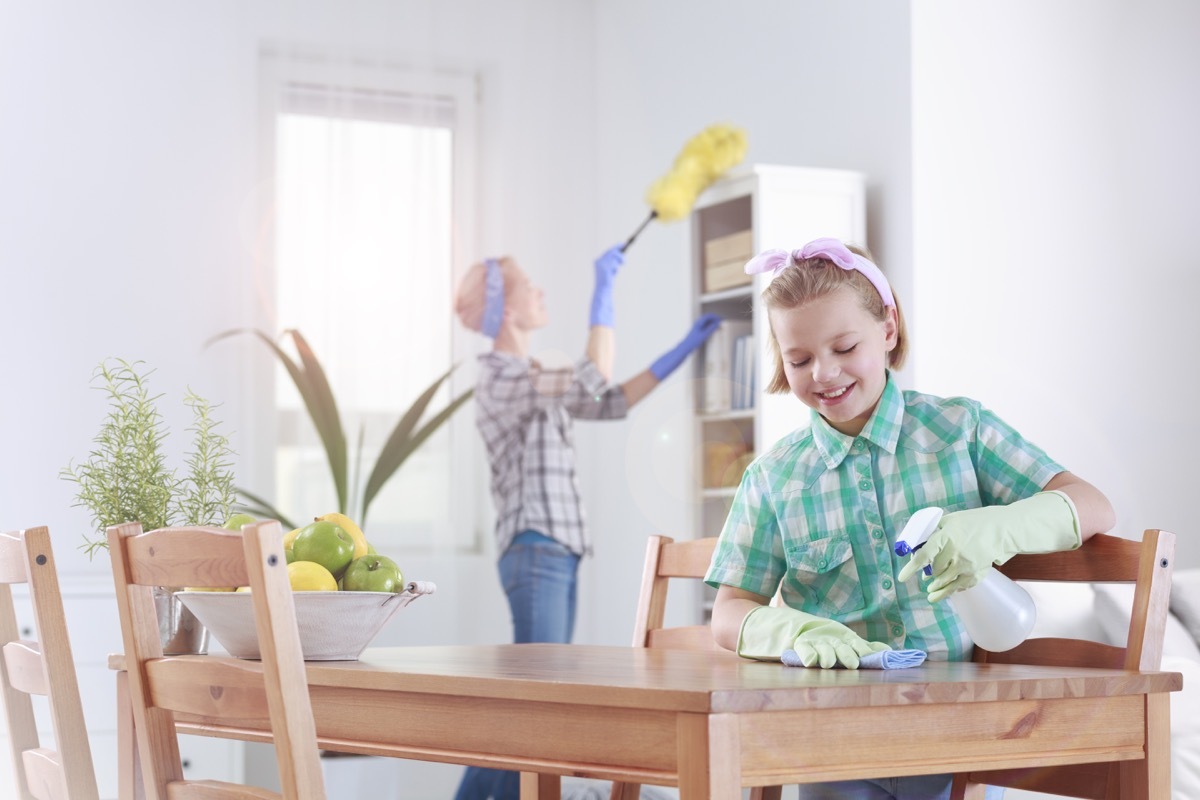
[705,375,1063,661]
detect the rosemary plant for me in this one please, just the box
[172,390,236,528]
[61,359,236,557]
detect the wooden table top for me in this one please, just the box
[112,643,1183,715]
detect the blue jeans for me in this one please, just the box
[454,531,581,800]
[796,775,1005,799]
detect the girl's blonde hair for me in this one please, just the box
[454,256,516,332]
[762,244,907,394]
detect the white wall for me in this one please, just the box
[912,0,1200,566]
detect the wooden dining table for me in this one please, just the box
[112,643,1181,799]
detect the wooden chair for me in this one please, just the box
[950,529,1177,800]
[0,526,99,800]
[605,535,781,800]
[108,520,327,800]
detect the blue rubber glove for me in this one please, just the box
[649,314,722,380]
[589,245,625,327]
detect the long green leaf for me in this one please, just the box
[359,366,457,511]
[210,328,349,514]
[234,486,298,531]
[282,329,348,512]
[361,386,474,525]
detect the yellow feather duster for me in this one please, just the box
[623,123,748,250]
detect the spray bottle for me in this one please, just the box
[894,507,1037,652]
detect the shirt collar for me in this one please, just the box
[809,373,904,469]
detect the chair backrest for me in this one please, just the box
[952,528,1176,799]
[630,535,724,651]
[0,526,99,800]
[108,520,327,800]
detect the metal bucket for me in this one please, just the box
[154,586,209,655]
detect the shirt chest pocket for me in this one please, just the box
[784,534,867,616]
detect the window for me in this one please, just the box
[259,49,478,553]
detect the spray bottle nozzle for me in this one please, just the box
[894,507,944,576]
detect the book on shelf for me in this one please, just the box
[702,319,753,413]
[703,230,754,293]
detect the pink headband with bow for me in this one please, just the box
[744,237,895,308]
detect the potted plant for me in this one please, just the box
[209,328,473,531]
[62,358,237,653]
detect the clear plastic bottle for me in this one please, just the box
[895,507,1037,652]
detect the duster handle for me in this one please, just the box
[620,210,658,252]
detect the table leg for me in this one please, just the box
[519,771,561,800]
[677,713,740,800]
[116,670,146,800]
[1117,692,1172,800]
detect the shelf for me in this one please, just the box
[699,409,754,423]
[700,285,753,304]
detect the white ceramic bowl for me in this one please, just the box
[176,581,435,661]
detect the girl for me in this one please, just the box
[704,238,1115,800]
[454,246,719,800]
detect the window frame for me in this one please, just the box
[255,46,482,554]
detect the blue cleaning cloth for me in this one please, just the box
[781,648,928,670]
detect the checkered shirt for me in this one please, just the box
[705,375,1063,661]
[475,351,628,557]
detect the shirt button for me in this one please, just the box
[853,440,863,450]
[859,481,871,491]
[891,624,904,637]
[872,529,883,539]
[818,559,828,569]
[882,578,892,590]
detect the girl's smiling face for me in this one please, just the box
[769,285,898,436]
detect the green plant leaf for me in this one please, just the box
[360,366,473,525]
[234,486,298,531]
[209,328,349,513]
[282,329,349,511]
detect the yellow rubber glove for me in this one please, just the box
[896,490,1081,602]
[736,605,890,669]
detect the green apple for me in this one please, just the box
[223,512,256,530]
[290,520,355,578]
[342,555,404,593]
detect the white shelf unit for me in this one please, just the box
[690,164,866,618]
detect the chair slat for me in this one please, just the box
[0,532,29,584]
[146,658,272,722]
[166,779,282,800]
[962,763,1113,800]
[976,637,1126,669]
[998,533,1142,582]
[122,526,253,589]
[647,626,722,651]
[3,640,48,695]
[658,539,719,578]
[22,746,67,800]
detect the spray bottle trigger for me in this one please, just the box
[894,507,944,578]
